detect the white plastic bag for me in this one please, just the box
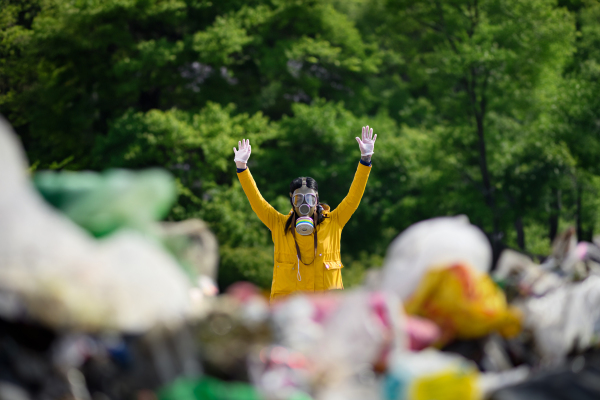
[521,275,600,365]
[381,216,492,300]
[0,116,193,332]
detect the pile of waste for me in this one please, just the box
[2,116,600,400]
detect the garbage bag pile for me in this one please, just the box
[3,116,600,400]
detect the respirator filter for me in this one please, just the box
[298,203,311,216]
[296,216,315,235]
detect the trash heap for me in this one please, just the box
[2,116,600,400]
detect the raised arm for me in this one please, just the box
[234,139,283,230]
[331,126,377,227]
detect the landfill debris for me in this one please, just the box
[3,112,600,400]
[193,288,272,382]
[383,349,480,400]
[380,217,520,345]
[494,250,564,301]
[34,168,176,238]
[404,263,522,345]
[520,275,600,365]
[264,290,406,400]
[159,377,265,400]
[405,317,440,351]
[489,351,600,400]
[160,219,220,285]
[380,216,492,300]
[0,117,197,332]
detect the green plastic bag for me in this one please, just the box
[159,377,264,400]
[35,168,176,237]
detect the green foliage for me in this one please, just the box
[3,0,600,289]
[218,245,275,290]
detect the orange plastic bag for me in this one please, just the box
[404,263,521,346]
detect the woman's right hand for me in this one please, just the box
[233,139,251,169]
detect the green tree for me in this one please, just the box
[4,0,600,289]
[371,0,575,252]
[551,0,600,241]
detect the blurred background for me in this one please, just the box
[1,0,599,290]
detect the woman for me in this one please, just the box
[233,126,377,301]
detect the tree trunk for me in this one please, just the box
[585,227,594,242]
[549,188,560,242]
[515,217,525,250]
[576,185,583,241]
[475,114,493,208]
[474,107,500,254]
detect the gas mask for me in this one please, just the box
[291,178,318,235]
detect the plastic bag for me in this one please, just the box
[493,249,564,301]
[404,264,522,345]
[381,216,492,300]
[159,377,265,400]
[34,168,176,238]
[406,317,440,351]
[267,290,407,400]
[383,349,480,400]
[0,116,192,332]
[521,275,600,365]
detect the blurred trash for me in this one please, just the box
[403,263,521,345]
[381,216,492,300]
[265,290,406,400]
[159,376,265,400]
[489,351,600,400]
[3,109,600,399]
[0,116,222,332]
[478,366,530,397]
[380,217,520,345]
[271,294,342,355]
[160,219,219,285]
[194,288,272,381]
[248,345,312,400]
[272,291,407,367]
[0,312,207,399]
[520,275,600,365]
[537,228,600,281]
[35,169,221,310]
[0,317,71,400]
[306,291,405,400]
[35,170,220,291]
[405,317,440,351]
[494,250,564,301]
[0,382,31,400]
[541,227,581,277]
[383,349,480,400]
[480,334,514,372]
[384,349,528,400]
[34,169,176,238]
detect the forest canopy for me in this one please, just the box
[2,0,599,289]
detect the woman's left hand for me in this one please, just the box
[356,125,377,157]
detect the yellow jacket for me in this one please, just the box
[237,162,372,301]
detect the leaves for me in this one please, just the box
[3,0,600,288]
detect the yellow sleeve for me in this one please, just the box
[237,168,283,230]
[331,162,371,227]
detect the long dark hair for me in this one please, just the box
[284,177,327,234]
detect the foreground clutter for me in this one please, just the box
[1,117,600,400]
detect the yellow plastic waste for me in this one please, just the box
[404,263,521,345]
[411,369,480,400]
[384,349,481,400]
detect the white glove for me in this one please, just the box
[356,125,377,156]
[233,139,251,163]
